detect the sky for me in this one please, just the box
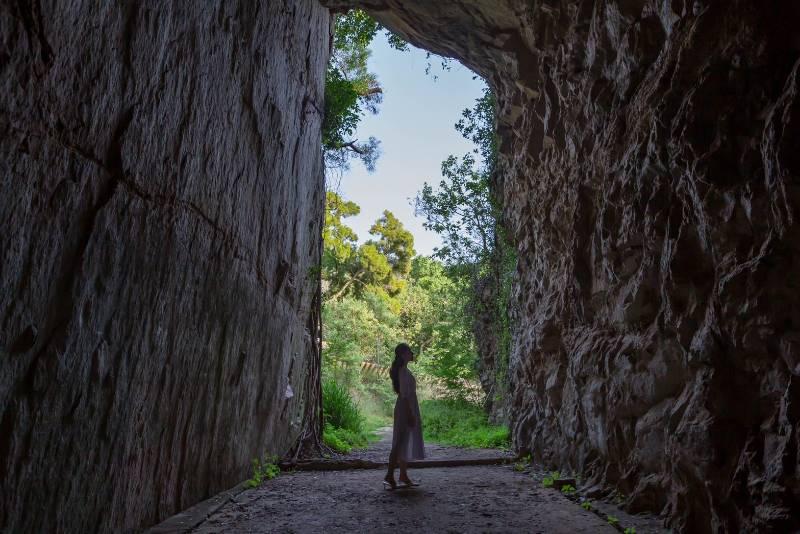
[328,33,486,257]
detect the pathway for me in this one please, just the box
[185,429,665,533]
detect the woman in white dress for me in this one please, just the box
[384,343,424,489]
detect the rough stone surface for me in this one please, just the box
[188,431,658,534]
[326,1,800,531]
[0,1,327,531]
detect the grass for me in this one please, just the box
[419,398,510,448]
[322,379,363,432]
[246,455,280,488]
[322,380,384,453]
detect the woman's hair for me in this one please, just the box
[390,343,411,394]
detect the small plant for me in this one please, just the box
[560,484,576,495]
[246,455,280,488]
[581,501,592,511]
[513,454,532,472]
[607,515,620,527]
[623,528,636,534]
[541,471,560,488]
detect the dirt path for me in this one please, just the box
[191,430,663,533]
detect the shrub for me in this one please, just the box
[322,380,382,453]
[323,379,364,433]
[246,455,280,488]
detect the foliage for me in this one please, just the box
[414,87,500,268]
[323,10,409,173]
[322,193,416,301]
[323,423,370,454]
[624,528,636,534]
[607,516,620,527]
[419,398,509,448]
[542,472,561,488]
[246,455,280,488]
[561,484,577,495]
[399,258,477,394]
[581,501,593,511]
[323,10,381,172]
[322,379,364,432]
[322,296,397,388]
[414,87,516,409]
[321,380,383,453]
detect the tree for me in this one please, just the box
[415,87,500,268]
[322,10,408,173]
[398,257,477,395]
[321,193,415,301]
[414,86,516,415]
[368,210,415,278]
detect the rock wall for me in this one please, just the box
[325,0,800,531]
[0,1,328,531]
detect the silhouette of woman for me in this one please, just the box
[384,343,424,489]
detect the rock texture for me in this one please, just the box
[325,0,800,531]
[0,1,327,531]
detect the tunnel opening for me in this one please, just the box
[315,10,515,461]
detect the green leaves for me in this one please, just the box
[322,192,416,301]
[323,10,402,173]
[369,210,416,280]
[415,88,500,268]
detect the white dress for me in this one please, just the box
[392,367,425,461]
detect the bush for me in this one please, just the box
[323,379,364,433]
[322,379,382,453]
[420,398,510,448]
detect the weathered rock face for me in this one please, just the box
[0,1,327,531]
[326,0,800,531]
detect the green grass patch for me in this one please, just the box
[419,398,510,448]
[322,380,384,453]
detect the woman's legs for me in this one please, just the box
[385,447,397,487]
[398,460,409,483]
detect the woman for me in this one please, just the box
[384,343,424,489]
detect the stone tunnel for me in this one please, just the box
[1,0,798,532]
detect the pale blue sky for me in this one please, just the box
[328,33,485,256]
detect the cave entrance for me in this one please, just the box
[317,11,514,456]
